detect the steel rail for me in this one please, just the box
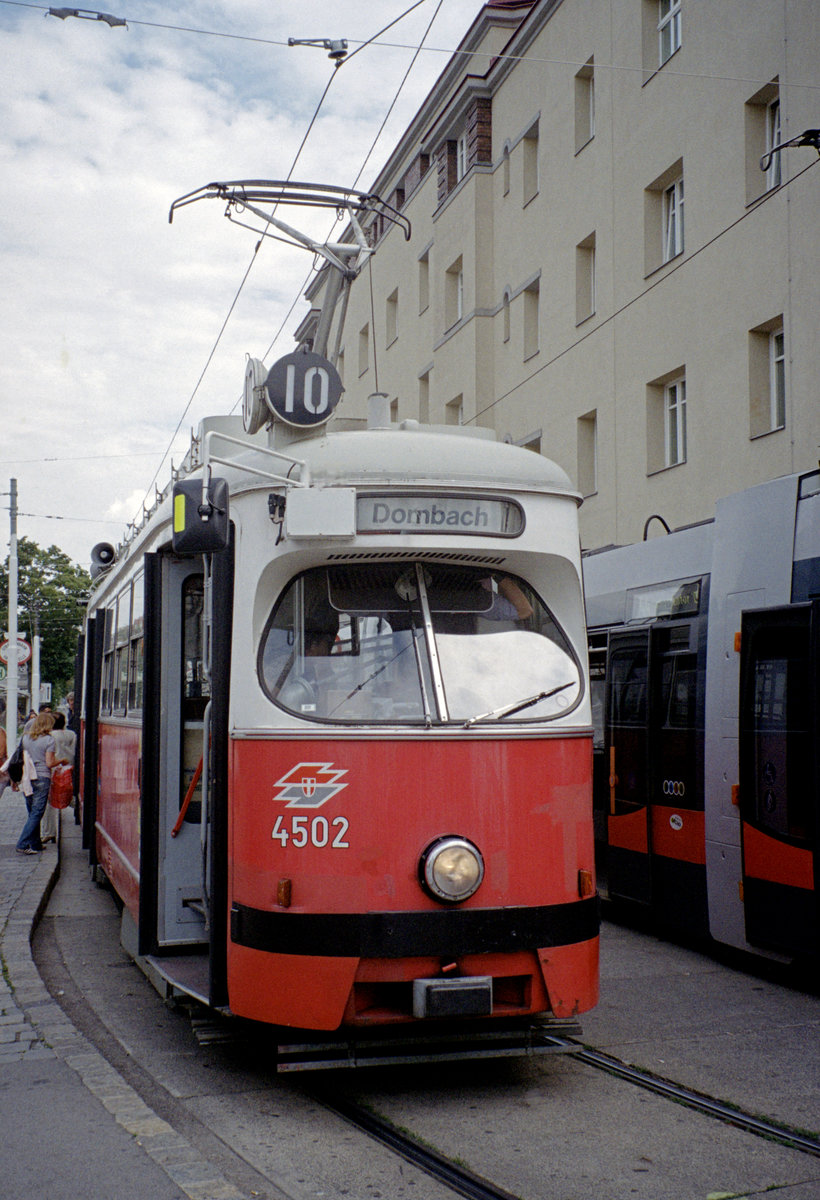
[309,1088,522,1200]
[547,1037,820,1159]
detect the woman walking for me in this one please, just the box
[41,711,76,843]
[15,711,57,855]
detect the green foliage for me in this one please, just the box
[0,537,91,698]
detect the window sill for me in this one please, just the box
[574,135,594,157]
[522,190,540,211]
[647,458,686,477]
[750,423,785,441]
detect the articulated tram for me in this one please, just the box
[77,386,599,1067]
[583,470,820,964]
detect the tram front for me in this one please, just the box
[223,422,599,1052]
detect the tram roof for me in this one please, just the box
[211,418,579,500]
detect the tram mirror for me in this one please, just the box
[172,477,230,555]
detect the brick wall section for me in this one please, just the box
[436,141,458,205]
[466,97,492,167]
[403,153,430,196]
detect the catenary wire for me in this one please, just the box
[467,155,820,426]
[2,1,819,91]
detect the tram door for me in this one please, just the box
[603,622,706,930]
[605,629,652,906]
[140,555,210,961]
[739,602,819,957]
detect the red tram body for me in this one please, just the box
[77,407,599,1067]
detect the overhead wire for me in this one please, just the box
[467,154,820,426]
[2,1,819,91]
[137,0,439,510]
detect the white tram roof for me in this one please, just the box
[89,414,579,601]
[200,414,578,500]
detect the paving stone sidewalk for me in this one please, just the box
[0,785,248,1200]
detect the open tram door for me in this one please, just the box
[738,602,819,958]
[136,540,233,1008]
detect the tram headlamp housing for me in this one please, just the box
[420,836,484,903]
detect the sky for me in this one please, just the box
[0,0,489,572]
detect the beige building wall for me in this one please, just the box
[302,0,820,552]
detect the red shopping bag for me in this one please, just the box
[49,765,73,810]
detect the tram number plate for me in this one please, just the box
[271,814,349,849]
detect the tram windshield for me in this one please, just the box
[258,563,582,725]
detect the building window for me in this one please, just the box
[446,394,464,426]
[745,80,781,203]
[647,368,686,472]
[386,288,398,347]
[502,289,511,343]
[456,131,468,182]
[502,143,511,196]
[577,410,598,496]
[644,159,683,274]
[766,98,782,190]
[664,377,687,466]
[663,176,684,262]
[576,232,596,324]
[418,249,430,313]
[749,318,786,437]
[419,370,430,423]
[445,256,464,330]
[658,0,681,66]
[523,278,540,361]
[358,323,369,377]
[575,58,594,153]
[522,120,539,206]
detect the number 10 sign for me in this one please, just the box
[265,350,343,428]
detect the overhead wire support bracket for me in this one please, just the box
[760,127,820,173]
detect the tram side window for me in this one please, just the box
[182,576,210,719]
[661,653,697,727]
[609,648,648,725]
[113,585,132,714]
[128,574,145,713]
[752,654,811,841]
[100,605,116,713]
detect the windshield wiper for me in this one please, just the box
[462,681,575,728]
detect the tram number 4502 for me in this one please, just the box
[271,814,350,849]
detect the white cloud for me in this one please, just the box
[0,0,481,567]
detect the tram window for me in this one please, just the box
[259,564,581,725]
[660,654,697,728]
[100,604,117,713]
[128,575,144,713]
[182,576,210,717]
[609,648,648,725]
[751,654,811,841]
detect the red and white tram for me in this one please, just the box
[77,385,599,1066]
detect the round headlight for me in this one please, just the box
[420,836,484,903]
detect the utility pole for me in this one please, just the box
[6,478,19,748]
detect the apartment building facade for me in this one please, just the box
[298,0,820,551]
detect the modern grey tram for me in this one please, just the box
[583,469,820,963]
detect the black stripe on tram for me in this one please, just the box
[230,897,600,958]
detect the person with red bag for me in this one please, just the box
[41,711,76,842]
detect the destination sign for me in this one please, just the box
[356,495,523,536]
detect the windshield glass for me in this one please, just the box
[258,563,581,725]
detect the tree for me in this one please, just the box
[0,538,91,699]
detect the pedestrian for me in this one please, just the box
[15,711,57,855]
[41,711,75,844]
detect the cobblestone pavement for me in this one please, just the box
[0,786,249,1200]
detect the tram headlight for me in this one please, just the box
[420,836,484,903]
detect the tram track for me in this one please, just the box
[304,1034,820,1200]
[548,1037,820,1159]
[306,1085,523,1200]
